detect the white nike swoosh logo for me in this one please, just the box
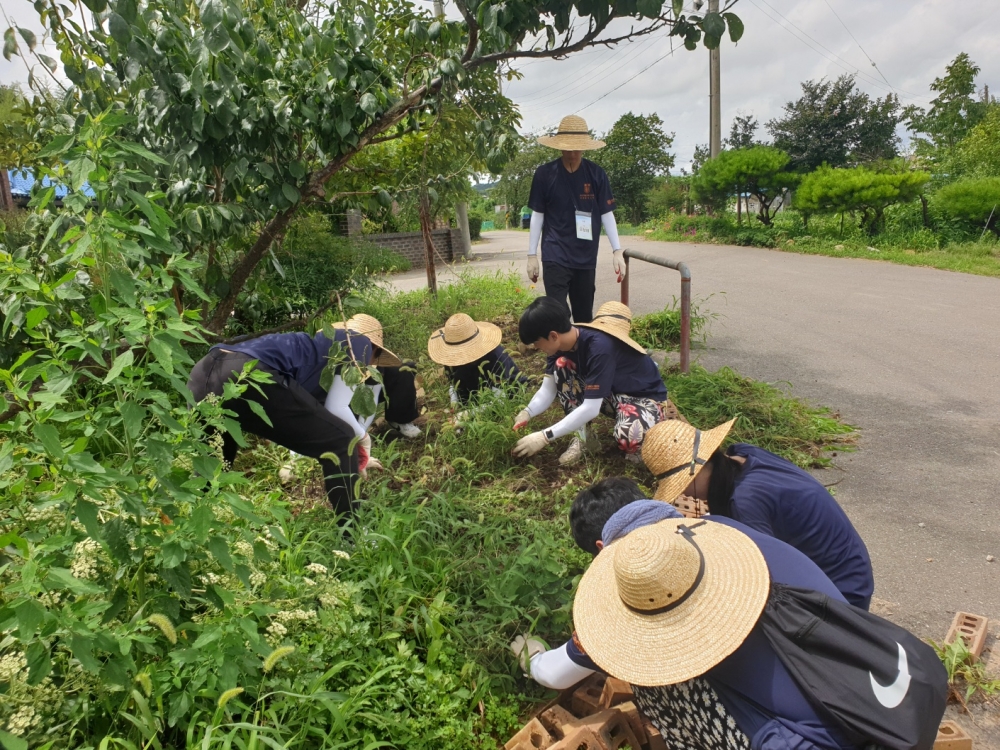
[870,642,912,709]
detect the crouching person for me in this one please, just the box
[187,314,399,523]
[426,313,528,419]
[512,298,667,465]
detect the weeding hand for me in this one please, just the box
[512,430,548,458]
[513,408,532,431]
[527,255,539,283]
[612,249,625,283]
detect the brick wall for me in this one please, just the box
[365,228,466,269]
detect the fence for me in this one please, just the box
[620,249,691,373]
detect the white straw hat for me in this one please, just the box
[332,314,402,368]
[537,115,606,151]
[641,418,737,503]
[573,518,769,686]
[427,314,503,367]
[576,302,647,355]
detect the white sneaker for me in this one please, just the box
[559,437,585,466]
[388,421,421,439]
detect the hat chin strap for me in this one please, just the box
[433,329,481,346]
[653,429,706,481]
[622,522,707,616]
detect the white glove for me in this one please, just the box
[510,634,548,673]
[513,408,532,431]
[612,249,625,283]
[360,455,382,479]
[360,433,372,454]
[527,255,539,283]
[512,430,548,458]
[455,410,470,425]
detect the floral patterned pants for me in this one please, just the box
[633,678,751,750]
[552,357,666,454]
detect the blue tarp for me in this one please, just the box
[7,169,94,198]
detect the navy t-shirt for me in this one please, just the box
[728,444,874,610]
[545,327,666,401]
[446,345,527,404]
[220,329,372,399]
[528,158,616,270]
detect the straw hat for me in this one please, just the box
[641,418,737,503]
[577,302,646,355]
[333,314,402,368]
[427,314,503,367]
[573,518,769,686]
[537,115,606,151]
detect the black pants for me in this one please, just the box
[188,349,360,521]
[542,262,596,323]
[379,362,419,424]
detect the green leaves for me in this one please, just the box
[108,13,132,45]
[701,12,726,48]
[3,27,18,61]
[359,92,378,116]
[723,12,744,43]
[15,599,45,639]
[103,349,134,384]
[636,0,663,18]
[33,423,64,459]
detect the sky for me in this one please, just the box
[3,0,998,171]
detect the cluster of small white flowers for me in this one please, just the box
[24,505,62,523]
[234,540,254,558]
[40,590,62,607]
[331,550,350,561]
[302,577,316,587]
[265,621,287,646]
[0,652,26,682]
[201,572,221,586]
[318,592,341,609]
[256,533,277,551]
[249,571,267,588]
[70,538,103,580]
[305,563,327,576]
[274,609,316,625]
[71,520,86,533]
[6,704,40,736]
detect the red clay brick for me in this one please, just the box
[615,702,647,747]
[599,676,634,708]
[505,718,554,750]
[934,720,972,750]
[571,673,607,716]
[945,612,989,661]
[573,709,642,750]
[547,727,605,750]
[539,705,581,739]
[643,721,668,750]
[671,494,708,519]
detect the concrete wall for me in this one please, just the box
[365,228,467,269]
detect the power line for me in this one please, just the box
[821,0,896,94]
[573,41,680,115]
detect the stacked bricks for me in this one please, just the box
[364,228,466,269]
[934,721,973,750]
[944,612,989,661]
[504,674,666,750]
[671,494,709,519]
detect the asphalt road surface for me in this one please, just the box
[391,230,1000,641]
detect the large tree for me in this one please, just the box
[766,75,901,171]
[691,146,797,225]
[495,135,552,224]
[4,0,744,335]
[593,111,675,224]
[905,53,987,159]
[724,112,761,150]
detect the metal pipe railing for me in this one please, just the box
[620,249,691,373]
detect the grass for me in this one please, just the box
[643,209,1000,278]
[630,297,714,351]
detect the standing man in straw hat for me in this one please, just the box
[526,115,626,324]
[512,297,667,465]
[187,314,401,522]
[427,313,528,417]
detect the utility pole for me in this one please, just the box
[433,0,444,18]
[708,0,721,158]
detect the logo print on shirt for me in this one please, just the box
[869,643,912,709]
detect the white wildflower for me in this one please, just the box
[234,540,254,558]
[6,704,40,735]
[70,538,103,580]
[274,609,316,625]
[319,593,340,609]
[24,505,62,524]
[265,621,287,646]
[249,571,267,588]
[302,577,316,586]
[201,572,221,586]
[0,652,26,682]
[305,563,327,576]
[331,550,350,561]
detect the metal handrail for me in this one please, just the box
[621,249,691,373]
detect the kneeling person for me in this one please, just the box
[512,298,667,465]
[427,313,528,413]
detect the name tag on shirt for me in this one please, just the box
[575,210,593,241]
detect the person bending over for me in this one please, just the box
[512,297,667,466]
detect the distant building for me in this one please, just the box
[3,169,93,209]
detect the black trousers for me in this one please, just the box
[379,361,419,424]
[542,262,596,323]
[188,349,360,521]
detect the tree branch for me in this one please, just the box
[206,297,338,344]
[453,0,479,63]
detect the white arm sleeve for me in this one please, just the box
[324,375,367,439]
[449,385,460,406]
[601,211,621,251]
[525,375,556,417]
[357,384,382,432]
[529,642,597,690]
[528,211,544,256]
[544,396,601,440]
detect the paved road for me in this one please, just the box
[390,231,1000,639]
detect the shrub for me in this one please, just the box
[630,298,711,350]
[795,165,930,235]
[692,146,799,226]
[468,214,484,240]
[932,177,1000,235]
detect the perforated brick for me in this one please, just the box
[643,721,668,750]
[505,718,554,750]
[615,702,647,748]
[945,612,989,661]
[571,673,607,717]
[599,676,634,708]
[539,705,580,739]
[547,727,604,750]
[934,720,972,750]
[672,494,709,519]
[573,709,642,750]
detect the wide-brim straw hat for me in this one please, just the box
[332,314,402,368]
[577,301,646,355]
[537,115,606,151]
[642,418,737,503]
[427,313,503,367]
[574,518,769,686]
